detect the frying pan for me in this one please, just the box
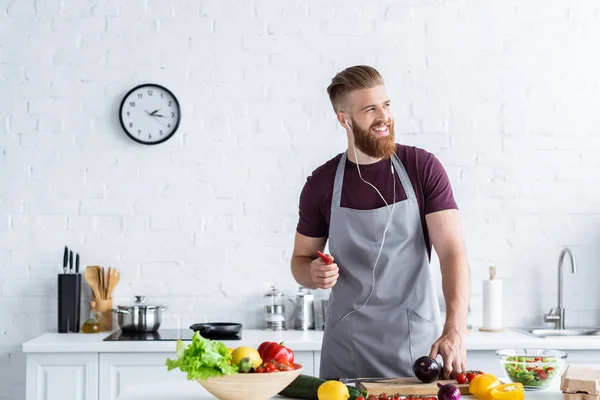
[189,322,242,339]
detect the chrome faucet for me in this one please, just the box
[544,247,577,329]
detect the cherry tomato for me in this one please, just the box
[466,372,476,382]
[356,397,365,400]
[456,373,467,384]
[538,371,548,380]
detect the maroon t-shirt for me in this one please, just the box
[296,144,458,259]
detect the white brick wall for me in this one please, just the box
[2,0,600,398]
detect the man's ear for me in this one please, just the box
[337,113,351,129]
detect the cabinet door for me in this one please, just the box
[99,353,186,400]
[293,351,314,376]
[26,353,98,400]
[314,351,321,378]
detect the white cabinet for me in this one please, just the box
[293,351,315,376]
[314,351,321,378]
[99,353,186,400]
[26,353,98,400]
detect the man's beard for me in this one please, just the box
[351,118,396,159]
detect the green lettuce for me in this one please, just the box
[165,331,238,381]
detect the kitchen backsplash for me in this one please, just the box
[2,0,600,399]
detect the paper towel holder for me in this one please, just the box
[489,265,496,280]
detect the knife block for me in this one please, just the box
[94,298,114,332]
[58,274,81,333]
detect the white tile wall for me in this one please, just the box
[2,0,600,398]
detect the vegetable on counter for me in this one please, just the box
[437,382,462,400]
[412,356,442,383]
[279,374,367,400]
[367,396,436,400]
[489,383,525,400]
[456,370,484,384]
[165,331,238,381]
[318,380,350,400]
[502,356,558,387]
[468,373,502,400]
[257,340,295,364]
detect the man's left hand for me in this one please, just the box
[429,329,466,379]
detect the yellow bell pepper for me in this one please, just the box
[469,373,502,400]
[490,383,525,400]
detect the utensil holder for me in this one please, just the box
[94,298,113,332]
[58,273,81,333]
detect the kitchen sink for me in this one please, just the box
[512,327,600,338]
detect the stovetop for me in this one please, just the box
[103,329,242,341]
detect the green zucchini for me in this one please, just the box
[279,374,367,400]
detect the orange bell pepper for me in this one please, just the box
[469,373,502,400]
[490,383,525,400]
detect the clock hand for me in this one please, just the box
[150,109,161,116]
[153,114,165,118]
[152,116,167,127]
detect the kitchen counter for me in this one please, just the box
[117,379,565,400]
[21,327,600,353]
[22,328,600,400]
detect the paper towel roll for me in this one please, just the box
[482,277,503,331]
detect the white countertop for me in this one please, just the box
[21,327,600,353]
[117,378,565,400]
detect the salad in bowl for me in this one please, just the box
[495,348,567,390]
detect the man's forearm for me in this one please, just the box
[291,255,316,289]
[441,253,470,334]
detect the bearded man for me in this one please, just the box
[290,65,471,380]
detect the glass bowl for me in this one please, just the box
[495,349,567,391]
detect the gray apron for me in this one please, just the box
[319,151,442,380]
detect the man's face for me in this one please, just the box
[345,85,395,159]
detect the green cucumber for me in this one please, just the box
[279,374,367,400]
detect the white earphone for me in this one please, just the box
[333,117,397,326]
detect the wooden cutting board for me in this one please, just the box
[357,377,470,396]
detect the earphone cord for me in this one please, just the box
[333,142,397,326]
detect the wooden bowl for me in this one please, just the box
[196,364,303,400]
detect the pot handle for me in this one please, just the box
[112,308,130,314]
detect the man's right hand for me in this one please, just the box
[310,255,339,289]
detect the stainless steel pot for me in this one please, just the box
[112,295,167,332]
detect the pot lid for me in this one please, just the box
[117,295,162,310]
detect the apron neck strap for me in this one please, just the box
[332,151,417,208]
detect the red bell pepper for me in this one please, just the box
[257,341,294,365]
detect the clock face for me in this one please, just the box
[119,84,181,145]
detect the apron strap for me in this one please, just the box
[332,152,347,208]
[391,152,416,200]
[332,150,417,208]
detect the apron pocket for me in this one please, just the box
[407,308,439,365]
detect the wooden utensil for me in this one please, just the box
[84,266,102,300]
[93,266,104,299]
[357,377,470,396]
[106,267,120,299]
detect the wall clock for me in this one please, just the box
[119,83,181,145]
